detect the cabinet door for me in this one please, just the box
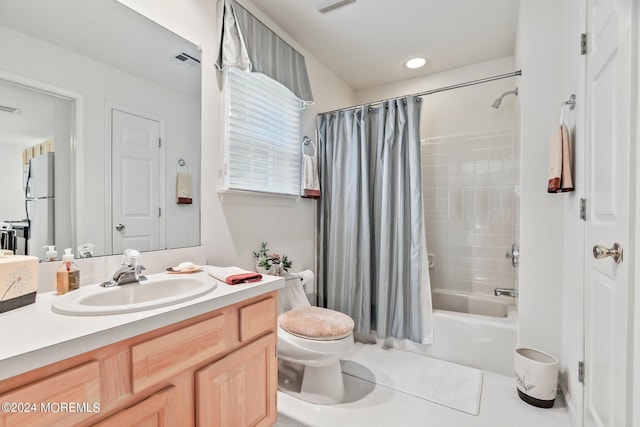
[0,361,100,427]
[93,386,176,427]
[196,333,276,427]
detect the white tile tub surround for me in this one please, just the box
[422,130,519,296]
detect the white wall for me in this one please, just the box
[516,0,565,364]
[0,26,200,257]
[635,4,640,423]
[52,97,73,254]
[0,144,26,221]
[560,0,586,423]
[115,0,355,274]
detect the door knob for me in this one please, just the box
[115,223,126,231]
[593,243,623,264]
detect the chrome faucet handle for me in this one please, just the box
[505,243,519,268]
[494,287,518,297]
[136,264,147,282]
[100,279,117,287]
[122,249,142,267]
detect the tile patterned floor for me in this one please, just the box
[275,348,572,427]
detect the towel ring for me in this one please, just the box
[302,136,316,156]
[177,158,190,174]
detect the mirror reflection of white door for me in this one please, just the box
[583,0,632,425]
[111,109,164,254]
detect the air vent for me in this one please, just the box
[0,105,20,114]
[173,52,201,67]
[314,0,355,13]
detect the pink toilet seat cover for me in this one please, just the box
[278,306,354,341]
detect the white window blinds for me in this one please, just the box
[223,67,302,196]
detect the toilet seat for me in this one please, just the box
[278,306,354,341]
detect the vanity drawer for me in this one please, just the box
[239,297,277,342]
[131,314,228,393]
[0,361,100,427]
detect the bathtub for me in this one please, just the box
[380,288,517,376]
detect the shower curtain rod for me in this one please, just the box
[319,70,522,115]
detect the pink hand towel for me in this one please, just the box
[208,266,262,285]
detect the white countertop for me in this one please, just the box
[0,268,284,381]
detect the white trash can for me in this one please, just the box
[514,347,559,408]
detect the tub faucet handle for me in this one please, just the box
[505,243,519,268]
[494,287,518,298]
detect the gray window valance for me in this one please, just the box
[216,0,314,103]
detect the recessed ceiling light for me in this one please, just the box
[404,57,426,69]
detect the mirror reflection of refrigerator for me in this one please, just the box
[25,152,55,259]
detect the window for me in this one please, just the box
[222,67,303,196]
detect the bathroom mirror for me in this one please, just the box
[0,0,201,259]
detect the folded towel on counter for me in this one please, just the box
[208,266,262,285]
[176,172,193,204]
[301,139,321,199]
[547,124,574,193]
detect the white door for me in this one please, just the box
[111,109,164,254]
[583,0,633,425]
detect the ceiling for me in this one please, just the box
[0,81,58,147]
[249,0,520,90]
[0,0,201,148]
[0,0,201,96]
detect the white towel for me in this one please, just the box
[301,140,321,199]
[176,172,192,204]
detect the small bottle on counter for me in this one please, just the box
[56,248,80,294]
[43,245,57,262]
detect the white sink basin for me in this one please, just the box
[51,275,216,316]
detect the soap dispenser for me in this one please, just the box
[56,248,80,294]
[43,245,57,262]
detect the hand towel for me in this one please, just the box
[176,172,193,204]
[547,124,574,193]
[301,140,321,199]
[208,266,262,285]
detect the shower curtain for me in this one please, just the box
[317,96,433,344]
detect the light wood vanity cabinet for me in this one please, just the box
[0,292,277,427]
[196,333,276,427]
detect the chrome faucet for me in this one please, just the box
[101,249,147,287]
[494,287,518,298]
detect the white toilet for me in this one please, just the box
[277,274,354,404]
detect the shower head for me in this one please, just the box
[492,87,518,109]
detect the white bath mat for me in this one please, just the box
[341,343,483,415]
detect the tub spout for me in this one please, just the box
[494,287,518,298]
